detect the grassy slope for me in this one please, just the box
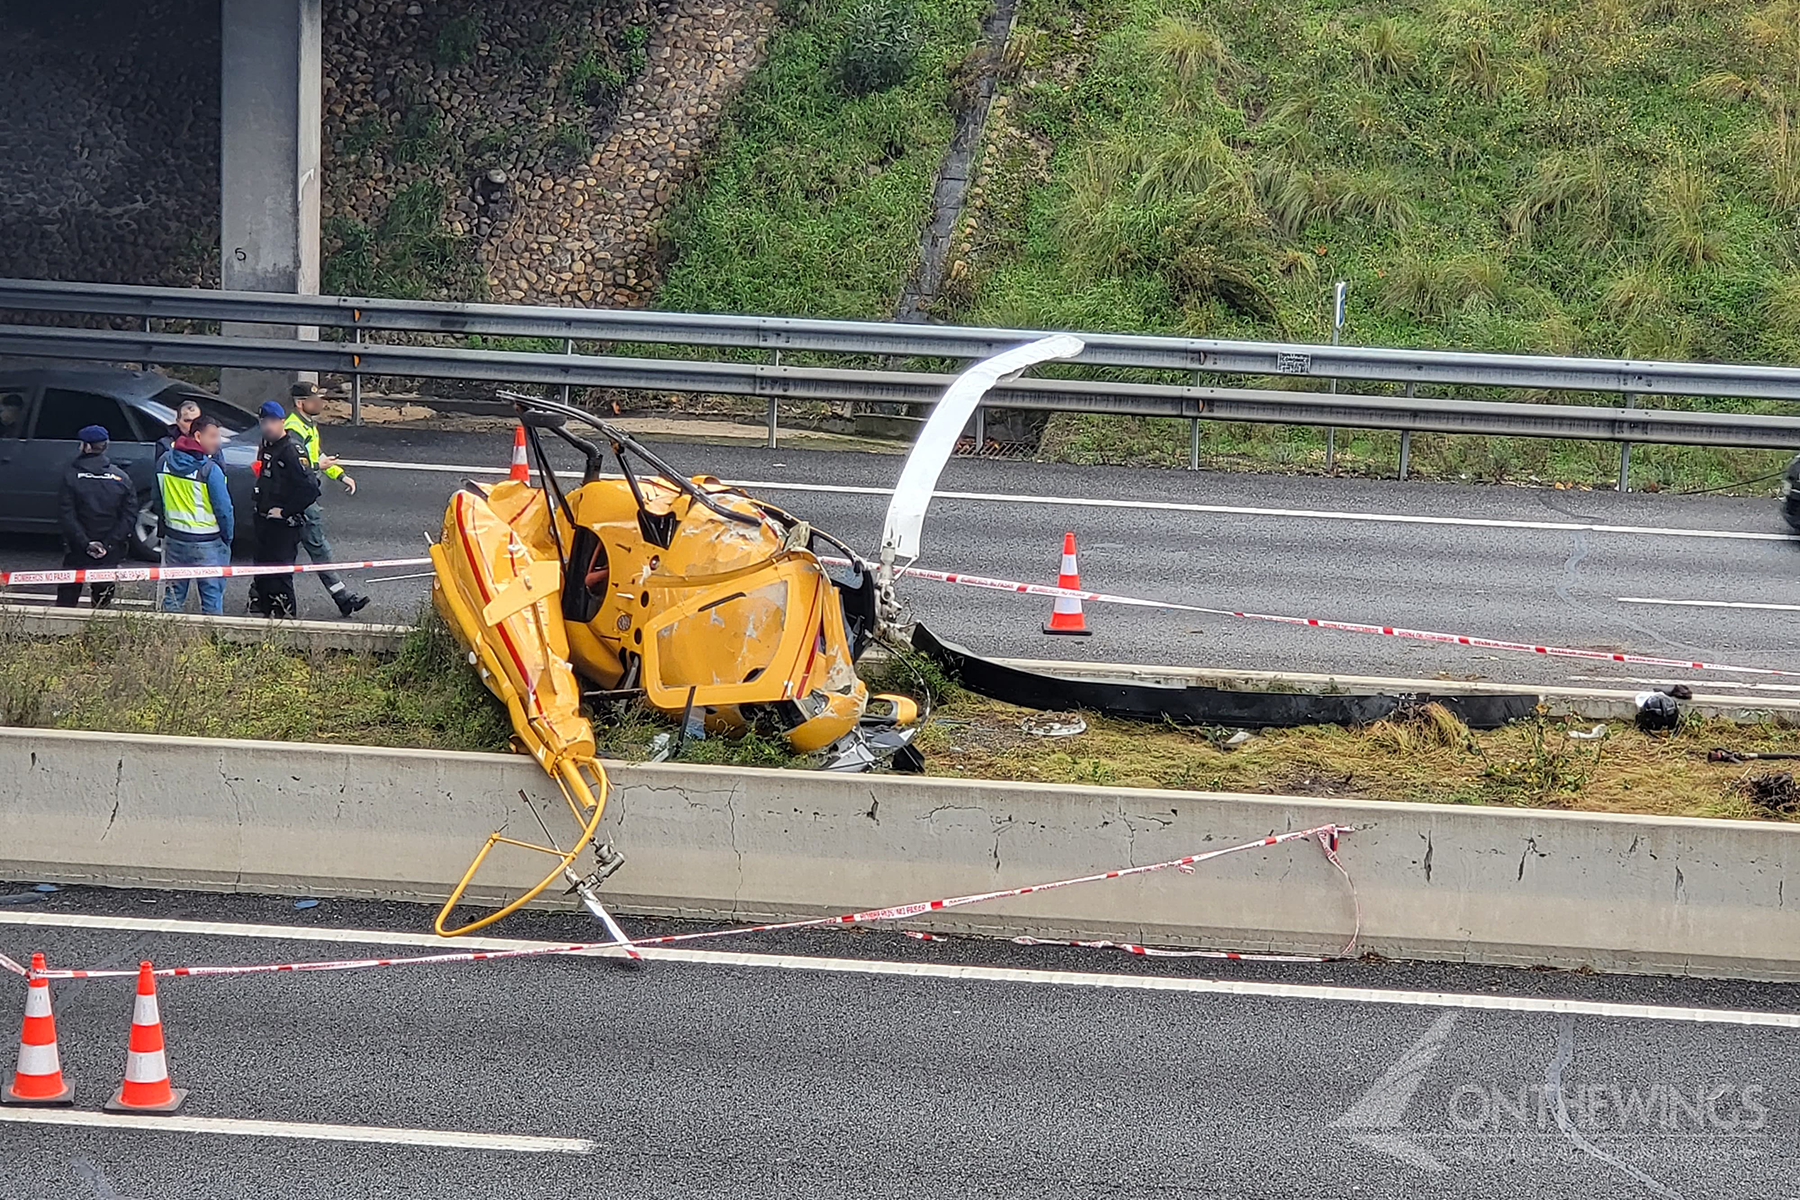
[657,0,987,317]
[976,0,1800,353]
[965,0,1800,485]
[661,0,1800,488]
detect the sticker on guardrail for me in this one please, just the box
[0,825,1354,982]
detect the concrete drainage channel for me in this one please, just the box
[3,726,1798,981]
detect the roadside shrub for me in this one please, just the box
[565,49,626,106]
[433,13,482,67]
[836,0,922,96]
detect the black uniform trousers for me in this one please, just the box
[250,515,302,618]
[55,545,124,609]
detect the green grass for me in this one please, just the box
[945,0,1800,480]
[658,0,1800,487]
[657,0,987,316]
[0,610,511,752]
[6,613,1795,822]
[323,181,487,301]
[433,12,483,67]
[967,0,1800,353]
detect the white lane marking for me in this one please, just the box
[1619,597,1800,612]
[334,458,1797,544]
[0,1108,593,1155]
[0,591,158,608]
[6,912,1797,1030]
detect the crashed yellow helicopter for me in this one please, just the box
[427,335,1085,938]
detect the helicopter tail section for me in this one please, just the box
[429,483,610,937]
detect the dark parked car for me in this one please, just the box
[0,365,257,559]
[1786,455,1800,532]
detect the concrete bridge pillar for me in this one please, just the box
[219,0,322,408]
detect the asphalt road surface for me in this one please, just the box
[1,887,1797,1199]
[5,423,1798,688]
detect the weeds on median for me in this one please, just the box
[0,607,512,752]
[5,610,1797,821]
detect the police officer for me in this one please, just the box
[249,401,321,618]
[55,424,136,609]
[284,382,369,616]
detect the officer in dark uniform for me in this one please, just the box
[55,424,136,609]
[249,401,321,618]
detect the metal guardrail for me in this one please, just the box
[6,323,1800,451]
[6,277,1800,400]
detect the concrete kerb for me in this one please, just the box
[0,603,411,654]
[2,726,1797,980]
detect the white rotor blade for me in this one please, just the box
[881,333,1085,562]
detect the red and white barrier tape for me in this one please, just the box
[4,824,1352,981]
[850,560,1800,681]
[0,556,431,589]
[8,541,1786,679]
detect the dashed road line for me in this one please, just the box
[0,1108,594,1155]
[1618,597,1800,612]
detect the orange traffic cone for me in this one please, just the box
[1042,532,1092,636]
[3,953,73,1106]
[104,961,185,1114]
[509,424,530,482]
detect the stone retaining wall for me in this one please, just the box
[0,0,779,305]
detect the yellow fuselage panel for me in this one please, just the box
[435,476,868,752]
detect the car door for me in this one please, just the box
[21,387,145,528]
[0,377,43,530]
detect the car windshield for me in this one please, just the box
[141,386,258,438]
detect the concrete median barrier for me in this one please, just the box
[2,726,1796,979]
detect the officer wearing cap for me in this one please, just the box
[284,382,369,616]
[55,424,136,608]
[250,400,320,618]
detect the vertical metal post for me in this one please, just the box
[141,316,154,372]
[974,404,986,452]
[766,349,780,449]
[1398,382,1414,481]
[1190,369,1202,470]
[1617,391,1634,492]
[1326,280,1347,472]
[349,324,363,426]
[560,337,573,407]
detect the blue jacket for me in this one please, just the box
[154,445,235,544]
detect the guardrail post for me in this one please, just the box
[1618,391,1635,492]
[1398,382,1414,480]
[560,337,573,407]
[974,403,986,452]
[349,324,362,426]
[1326,280,1347,473]
[766,349,780,449]
[141,316,154,373]
[1189,369,1202,469]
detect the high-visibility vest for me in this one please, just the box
[158,463,220,538]
[283,411,343,480]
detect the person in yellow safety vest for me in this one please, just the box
[284,382,369,616]
[153,414,235,615]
